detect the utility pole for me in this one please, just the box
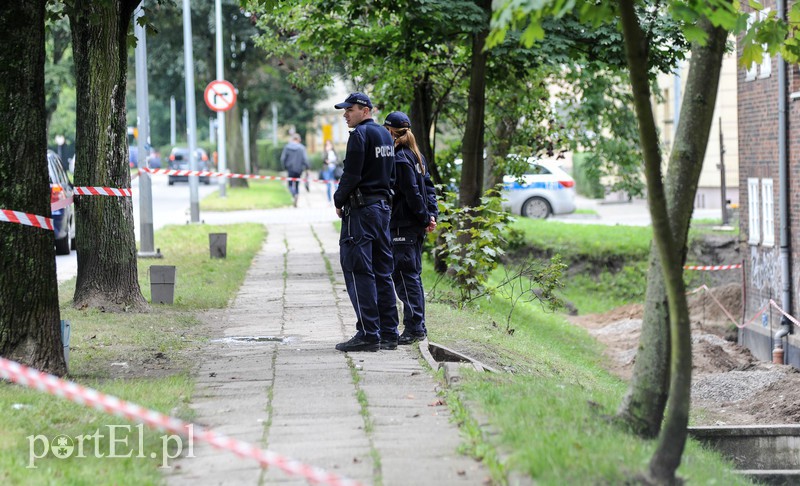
[215,0,227,197]
[182,0,200,223]
[272,102,278,146]
[134,4,158,257]
[243,108,251,175]
[170,96,176,147]
[718,117,729,225]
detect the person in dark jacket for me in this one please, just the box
[383,111,438,345]
[333,92,400,352]
[280,133,309,207]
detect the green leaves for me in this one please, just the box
[433,187,512,304]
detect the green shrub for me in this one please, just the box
[256,140,282,172]
[572,152,605,199]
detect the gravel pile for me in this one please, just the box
[692,370,785,403]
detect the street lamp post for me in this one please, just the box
[55,134,65,163]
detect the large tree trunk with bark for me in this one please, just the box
[0,0,68,376]
[70,0,147,312]
[616,12,730,440]
[459,0,490,208]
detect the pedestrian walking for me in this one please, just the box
[383,111,438,345]
[321,139,338,205]
[333,92,399,352]
[280,133,309,207]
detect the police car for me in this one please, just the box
[502,158,576,219]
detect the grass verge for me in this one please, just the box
[423,219,751,484]
[200,179,293,211]
[0,223,265,485]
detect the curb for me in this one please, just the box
[418,339,533,485]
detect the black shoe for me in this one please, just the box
[398,331,426,345]
[379,339,398,350]
[335,335,379,352]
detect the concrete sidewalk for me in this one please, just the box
[168,182,486,485]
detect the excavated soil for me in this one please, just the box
[569,283,800,426]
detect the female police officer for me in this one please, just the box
[333,93,400,352]
[383,111,438,345]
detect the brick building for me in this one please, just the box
[737,0,800,365]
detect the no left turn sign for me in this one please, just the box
[204,80,237,112]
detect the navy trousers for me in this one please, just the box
[340,201,399,342]
[287,172,301,196]
[391,227,426,335]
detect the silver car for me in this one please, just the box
[502,159,576,219]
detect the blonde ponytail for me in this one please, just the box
[391,128,425,175]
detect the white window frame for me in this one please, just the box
[758,9,772,79]
[744,10,772,81]
[761,178,775,247]
[745,13,758,81]
[748,178,761,245]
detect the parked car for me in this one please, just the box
[48,150,76,255]
[167,147,210,185]
[502,158,576,219]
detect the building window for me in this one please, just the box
[792,65,800,97]
[748,178,760,245]
[745,10,772,81]
[761,178,775,246]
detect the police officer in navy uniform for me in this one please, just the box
[383,112,438,345]
[333,92,400,352]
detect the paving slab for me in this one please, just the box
[167,184,487,485]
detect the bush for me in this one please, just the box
[572,152,605,199]
[256,140,282,172]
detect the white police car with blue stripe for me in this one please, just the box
[502,159,576,219]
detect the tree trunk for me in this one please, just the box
[619,1,728,481]
[484,114,517,190]
[250,109,266,174]
[226,103,248,188]
[616,10,730,440]
[409,75,441,185]
[70,0,148,312]
[0,0,67,376]
[458,0,491,209]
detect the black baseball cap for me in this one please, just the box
[383,111,411,129]
[334,92,373,109]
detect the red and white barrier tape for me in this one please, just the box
[74,186,133,197]
[0,357,361,486]
[687,284,800,330]
[140,167,334,185]
[686,284,742,328]
[0,209,53,231]
[683,264,743,271]
[51,196,74,212]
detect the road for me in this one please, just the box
[551,194,727,226]
[56,173,218,282]
[57,182,729,282]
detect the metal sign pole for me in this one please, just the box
[134,5,159,256]
[182,0,200,223]
[215,0,227,197]
[243,108,251,175]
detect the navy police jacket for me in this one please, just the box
[334,118,395,209]
[390,146,438,230]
